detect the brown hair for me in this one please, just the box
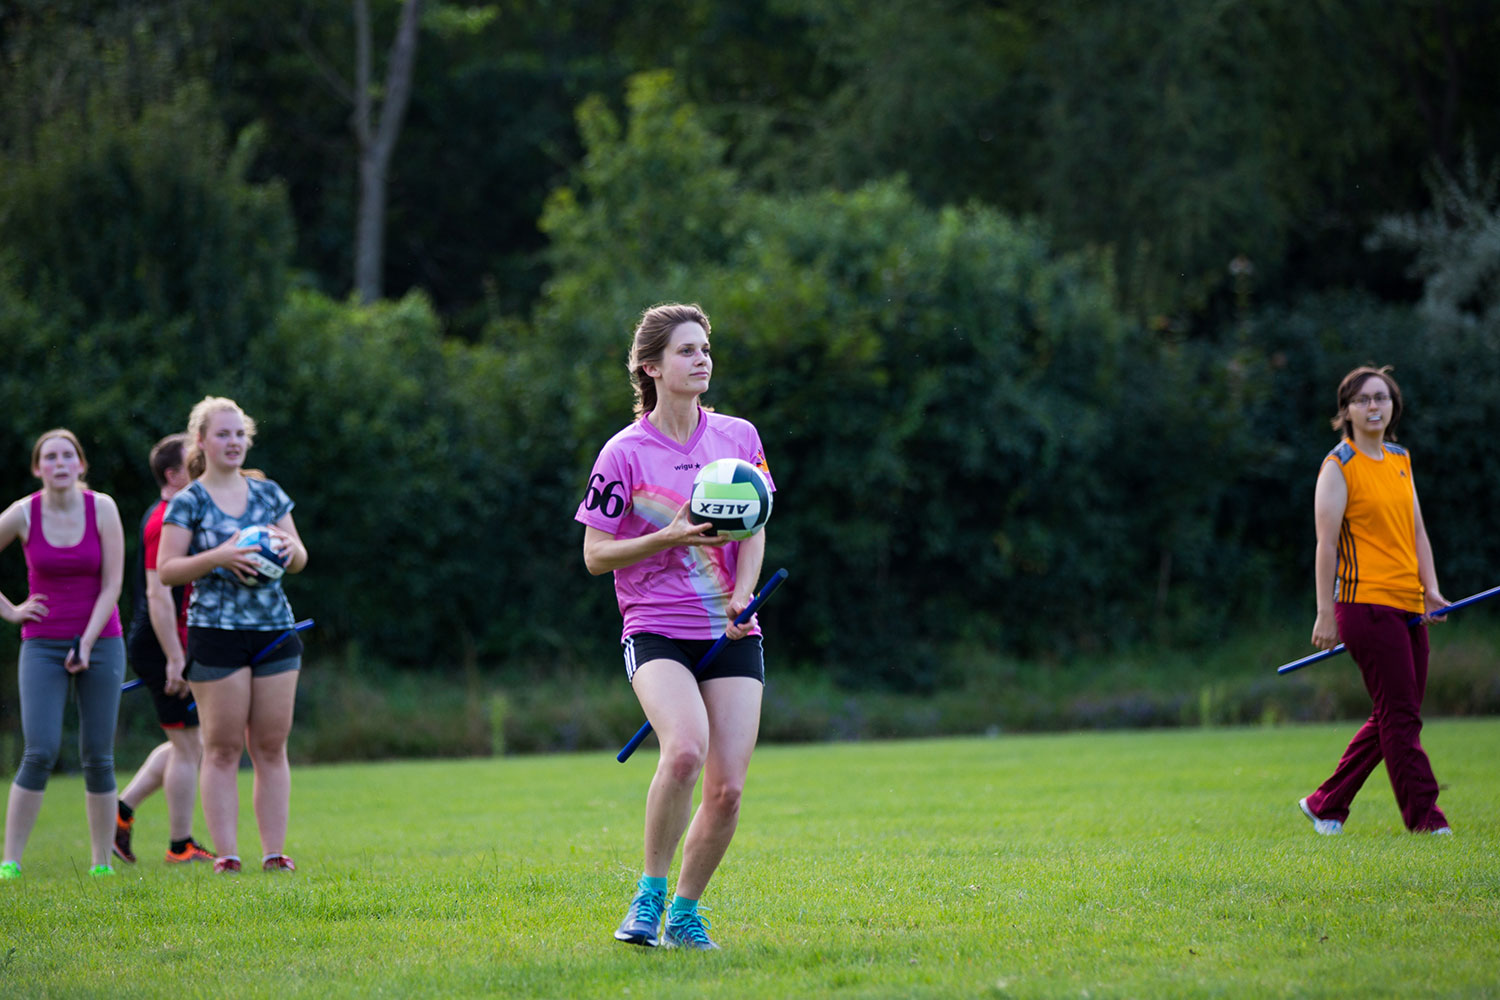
[184,396,263,479]
[628,303,711,418]
[148,433,188,488]
[1331,365,1403,442]
[30,428,88,482]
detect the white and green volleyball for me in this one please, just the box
[689,458,772,541]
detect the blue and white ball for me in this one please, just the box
[689,458,772,541]
[232,525,289,587]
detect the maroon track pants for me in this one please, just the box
[1305,602,1448,831]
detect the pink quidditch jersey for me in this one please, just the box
[575,409,775,641]
[22,490,124,641]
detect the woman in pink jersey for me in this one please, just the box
[0,429,127,879]
[1300,366,1452,836]
[577,303,773,950]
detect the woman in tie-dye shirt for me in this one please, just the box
[159,396,308,875]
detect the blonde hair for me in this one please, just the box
[628,303,711,418]
[30,428,88,482]
[184,396,263,479]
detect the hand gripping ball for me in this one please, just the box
[232,525,290,587]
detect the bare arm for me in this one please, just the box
[270,511,309,574]
[145,569,188,695]
[723,528,767,641]
[157,522,264,587]
[1310,462,1346,650]
[0,499,47,625]
[582,502,727,576]
[1412,484,1449,619]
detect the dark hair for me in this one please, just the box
[628,303,711,418]
[148,433,188,488]
[30,428,88,482]
[1331,365,1403,442]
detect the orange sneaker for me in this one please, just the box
[112,813,136,865]
[165,838,216,864]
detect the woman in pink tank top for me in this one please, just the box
[0,428,127,880]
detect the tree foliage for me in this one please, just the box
[10,0,1493,334]
[528,73,1285,683]
[1370,143,1500,329]
[2,3,1500,699]
[0,86,290,356]
[0,83,292,498]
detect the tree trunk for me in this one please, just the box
[355,150,387,304]
[352,0,423,304]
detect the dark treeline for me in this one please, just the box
[2,1,1499,700]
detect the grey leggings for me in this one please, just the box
[15,637,125,793]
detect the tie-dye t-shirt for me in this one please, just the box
[163,478,296,631]
[575,409,774,641]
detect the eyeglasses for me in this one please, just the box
[1350,393,1391,407]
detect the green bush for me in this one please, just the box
[2,70,1497,720]
[530,72,1183,684]
[66,615,1500,771]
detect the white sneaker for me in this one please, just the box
[1299,797,1343,835]
[1429,826,1454,835]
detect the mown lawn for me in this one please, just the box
[2,720,1497,998]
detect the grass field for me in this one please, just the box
[2,720,1498,999]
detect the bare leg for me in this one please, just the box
[120,741,173,811]
[3,785,44,864]
[86,791,116,867]
[247,671,299,858]
[192,671,252,858]
[629,660,710,878]
[676,677,762,899]
[162,729,203,842]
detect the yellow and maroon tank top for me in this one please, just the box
[1323,439,1423,613]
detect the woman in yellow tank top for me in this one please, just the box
[1299,366,1452,835]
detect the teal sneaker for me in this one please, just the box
[663,910,719,951]
[613,888,666,947]
[0,861,20,880]
[88,864,116,878]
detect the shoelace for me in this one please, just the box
[668,911,712,945]
[631,891,666,927]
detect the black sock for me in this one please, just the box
[170,838,191,854]
[118,801,134,821]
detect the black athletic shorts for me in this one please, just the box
[622,633,764,684]
[126,630,198,729]
[186,626,303,680]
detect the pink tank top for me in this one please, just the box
[22,490,124,641]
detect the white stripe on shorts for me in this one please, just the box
[622,635,639,683]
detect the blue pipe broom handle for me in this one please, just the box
[1276,585,1500,675]
[122,618,315,692]
[617,569,788,763]
[250,618,316,665]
